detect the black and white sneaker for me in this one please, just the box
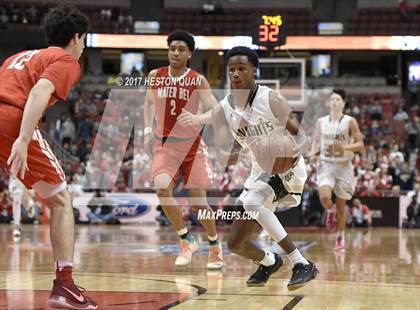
[247,253,283,287]
[287,261,319,291]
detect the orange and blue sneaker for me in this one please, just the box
[48,278,98,309]
[207,241,223,270]
[175,236,199,266]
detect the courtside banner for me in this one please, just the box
[73,192,159,224]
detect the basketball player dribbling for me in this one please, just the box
[0,6,97,309]
[143,30,223,269]
[310,89,364,251]
[213,46,318,289]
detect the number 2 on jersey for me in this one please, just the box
[8,50,40,70]
[170,99,177,116]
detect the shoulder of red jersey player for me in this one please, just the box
[1,47,76,69]
[39,47,80,66]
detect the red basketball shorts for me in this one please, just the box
[151,137,213,189]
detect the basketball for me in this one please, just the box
[251,131,297,174]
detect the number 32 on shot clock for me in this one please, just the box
[255,15,286,47]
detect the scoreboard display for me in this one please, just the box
[254,14,287,48]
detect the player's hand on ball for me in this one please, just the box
[332,141,345,154]
[7,137,29,179]
[177,108,199,127]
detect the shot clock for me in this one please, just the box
[253,14,287,49]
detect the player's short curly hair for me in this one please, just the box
[44,5,90,47]
[225,46,259,68]
[332,89,346,101]
[167,30,195,52]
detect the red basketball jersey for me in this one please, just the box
[0,47,80,137]
[152,66,202,140]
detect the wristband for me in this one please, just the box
[144,127,153,136]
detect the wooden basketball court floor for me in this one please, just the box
[0,225,419,310]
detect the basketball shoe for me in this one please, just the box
[175,236,198,266]
[47,278,97,309]
[13,225,21,241]
[207,242,223,270]
[287,261,319,291]
[247,253,283,286]
[334,236,345,252]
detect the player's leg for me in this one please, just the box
[243,183,318,290]
[151,142,185,231]
[227,210,262,259]
[188,189,217,236]
[188,188,223,269]
[318,163,337,231]
[184,139,223,269]
[154,173,198,266]
[318,185,334,210]
[335,197,347,251]
[154,173,185,230]
[333,164,355,251]
[11,183,22,239]
[227,203,283,286]
[34,186,96,309]
[245,158,318,290]
[20,130,97,309]
[319,185,336,232]
[42,188,75,263]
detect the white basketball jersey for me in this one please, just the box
[219,85,286,174]
[319,114,354,163]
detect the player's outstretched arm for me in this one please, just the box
[212,104,241,167]
[7,78,55,178]
[143,69,157,155]
[178,75,217,126]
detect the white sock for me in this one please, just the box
[337,230,345,239]
[12,193,21,226]
[208,234,218,242]
[56,261,73,271]
[259,251,276,266]
[177,227,188,237]
[287,249,309,266]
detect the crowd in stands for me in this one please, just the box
[3,2,420,36]
[0,3,133,33]
[0,83,419,226]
